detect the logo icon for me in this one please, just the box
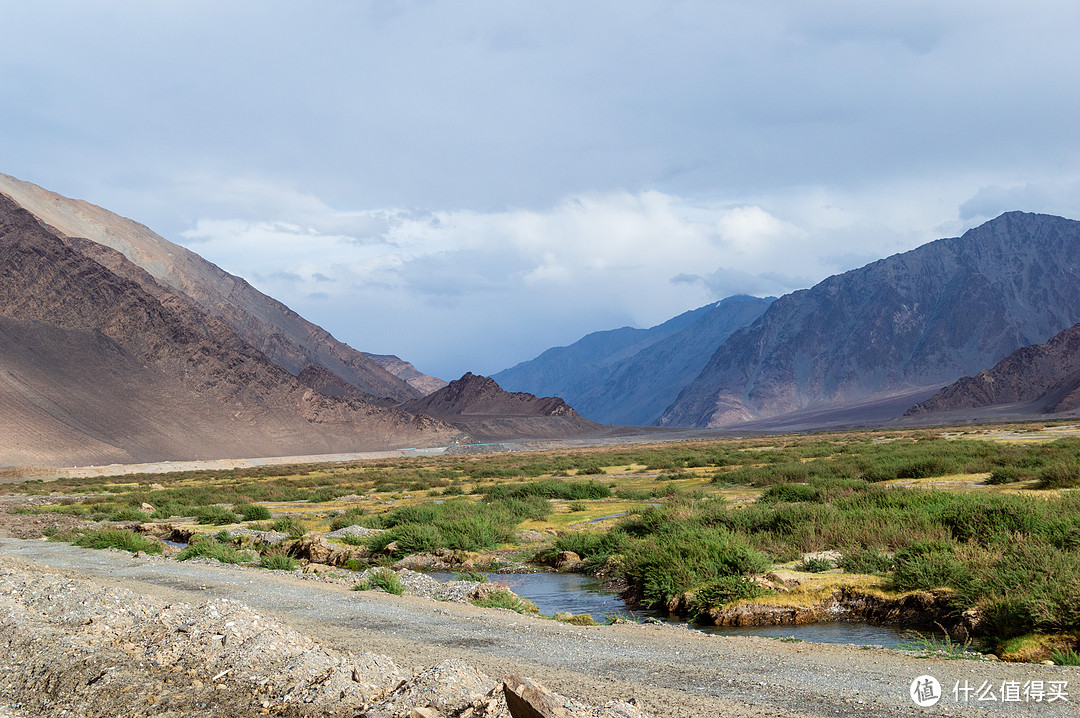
[910,675,942,707]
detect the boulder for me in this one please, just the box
[503,675,570,718]
[289,532,355,567]
[554,551,584,572]
[140,502,156,514]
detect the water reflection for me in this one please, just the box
[431,571,935,648]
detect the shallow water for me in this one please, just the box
[432,571,936,648]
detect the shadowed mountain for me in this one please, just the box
[660,212,1080,428]
[494,295,773,425]
[0,173,442,403]
[907,322,1080,416]
[402,373,603,441]
[0,193,461,467]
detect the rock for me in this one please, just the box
[516,530,548,543]
[372,659,494,717]
[1041,659,1056,665]
[289,533,353,566]
[149,483,165,490]
[138,522,172,537]
[503,675,570,718]
[410,708,442,718]
[168,526,198,543]
[554,551,584,572]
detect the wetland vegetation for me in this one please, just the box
[9,421,1080,662]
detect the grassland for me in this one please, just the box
[9,420,1080,659]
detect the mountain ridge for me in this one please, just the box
[494,295,773,425]
[0,192,460,467]
[0,173,438,403]
[660,212,1080,428]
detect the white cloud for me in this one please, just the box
[176,177,1020,377]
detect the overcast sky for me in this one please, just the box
[3,1,1079,379]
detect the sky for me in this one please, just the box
[2,1,1079,380]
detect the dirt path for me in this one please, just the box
[2,539,1076,718]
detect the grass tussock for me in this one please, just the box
[64,528,162,555]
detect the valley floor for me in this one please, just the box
[1,539,1074,718]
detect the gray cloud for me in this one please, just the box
[2,1,1079,377]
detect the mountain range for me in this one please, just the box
[659,212,1080,428]
[0,175,590,467]
[907,321,1080,418]
[493,295,773,425]
[500,212,1080,431]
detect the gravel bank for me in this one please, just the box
[1,538,1077,718]
[0,555,645,718]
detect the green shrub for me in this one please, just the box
[71,528,162,554]
[1051,648,1080,666]
[177,536,245,564]
[759,483,820,503]
[796,557,834,573]
[194,505,238,525]
[569,501,587,512]
[355,568,405,595]
[1039,463,1080,489]
[107,507,150,522]
[239,504,272,521]
[690,576,772,616]
[260,551,298,571]
[838,548,894,574]
[484,479,611,501]
[890,541,971,592]
[273,516,305,538]
[329,507,366,531]
[470,587,538,614]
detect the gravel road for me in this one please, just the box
[1,538,1075,718]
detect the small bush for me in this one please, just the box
[177,536,244,564]
[329,507,366,531]
[470,587,538,614]
[1051,648,1080,666]
[260,551,298,571]
[485,479,611,501]
[239,504,272,522]
[569,501,587,512]
[71,528,162,555]
[107,507,150,522]
[273,516,305,538]
[838,548,894,574]
[194,505,238,525]
[355,568,405,595]
[690,576,772,616]
[796,557,834,573]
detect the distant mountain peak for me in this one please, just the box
[405,372,578,418]
[659,212,1080,428]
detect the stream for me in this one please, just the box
[432,571,932,648]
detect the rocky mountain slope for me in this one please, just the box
[494,295,773,425]
[660,212,1080,428]
[0,193,459,466]
[402,373,603,441]
[907,321,1080,416]
[0,173,442,403]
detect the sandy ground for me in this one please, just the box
[1,539,1075,718]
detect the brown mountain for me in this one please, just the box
[907,322,1080,416]
[660,212,1080,428]
[0,193,460,467]
[401,373,603,441]
[0,173,444,403]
